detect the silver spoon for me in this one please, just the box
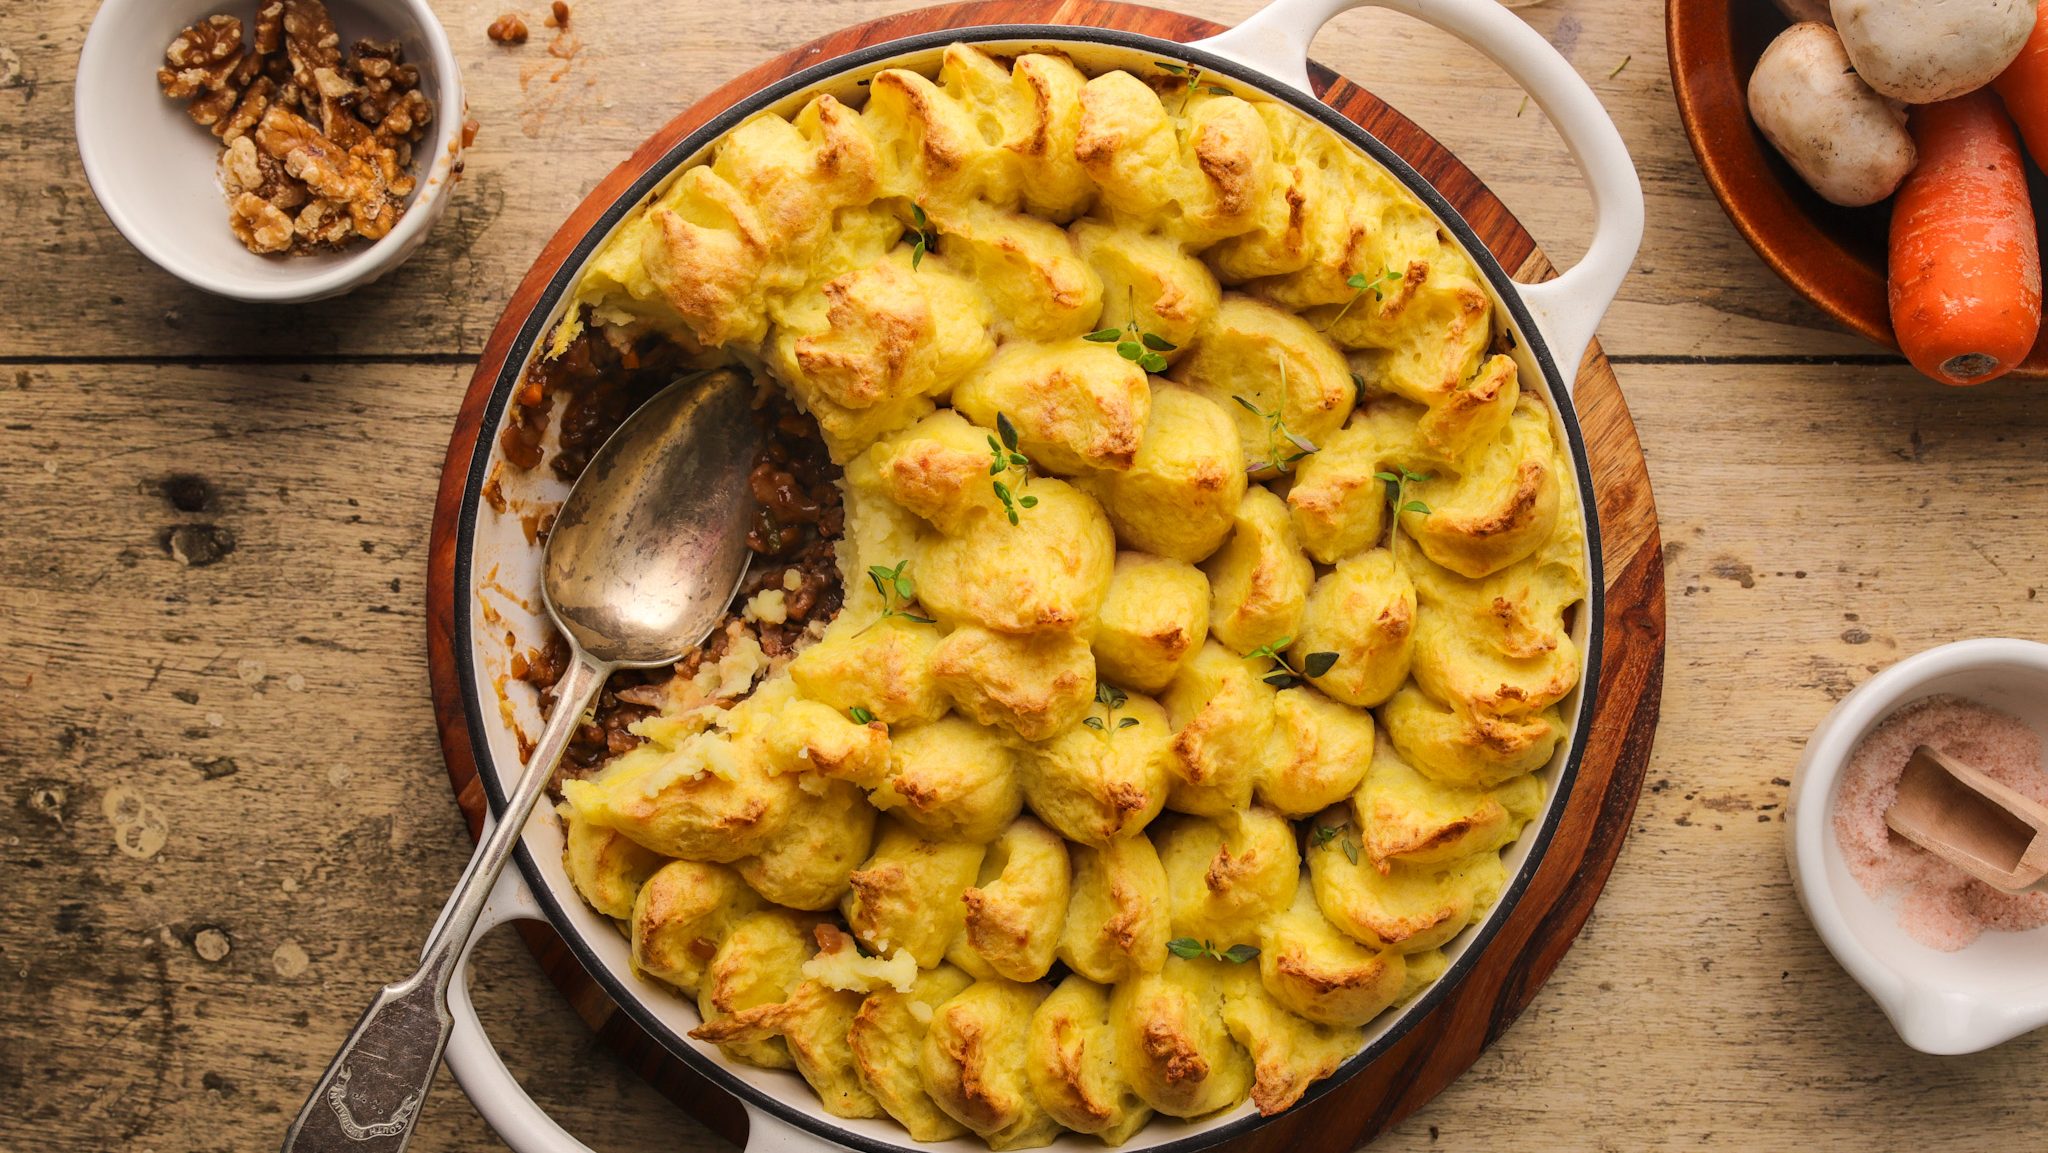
[282,369,764,1153]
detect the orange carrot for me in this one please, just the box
[1889,91,2041,386]
[1993,2,2048,167]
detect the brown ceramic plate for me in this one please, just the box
[1668,0,2048,376]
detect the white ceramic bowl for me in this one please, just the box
[1788,638,2048,1055]
[76,0,465,303]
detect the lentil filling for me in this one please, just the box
[500,314,845,780]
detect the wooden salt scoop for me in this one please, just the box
[1885,745,2048,894]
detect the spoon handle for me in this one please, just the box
[281,654,609,1153]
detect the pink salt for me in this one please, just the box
[1832,695,2048,952]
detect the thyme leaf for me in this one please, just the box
[1087,680,1133,742]
[1324,267,1400,332]
[1374,467,1434,567]
[858,560,930,633]
[987,416,1037,525]
[1167,937,1259,963]
[907,203,939,270]
[1104,286,1176,374]
[1314,820,1362,867]
[1244,636,1336,689]
[1234,360,1318,475]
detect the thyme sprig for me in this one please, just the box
[987,412,1040,525]
[1374,466,1434,567]
[857,560,934,635]
[1244,635,1339,689]
[1081,680,1140,740]
[1085,290,1176,374]
[1152,59,1232,114]
[1234,361,1318,474]
[1167,937,1260,964]
[1311,820,1362,867]
[1324,267,1401,331]
[907,203,939,270]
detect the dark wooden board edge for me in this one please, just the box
[425,3,1667,1149]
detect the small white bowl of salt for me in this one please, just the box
[1788,638,2048,1054]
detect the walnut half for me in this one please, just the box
[229,193,295,254]
[158,14,243,95]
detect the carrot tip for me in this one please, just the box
[1938,351,2003,381]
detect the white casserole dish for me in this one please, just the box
[436,1,1644,1149]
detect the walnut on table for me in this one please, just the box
[157,0,437,255]
[487,14,529,44]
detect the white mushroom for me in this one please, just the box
[1772,0,1833,23]
[1748,23,1916,207]
[1832,0,2034,104]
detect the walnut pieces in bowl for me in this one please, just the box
[76,0,465,301]
[155,0,433,255]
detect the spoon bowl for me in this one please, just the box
[545,370,765,667]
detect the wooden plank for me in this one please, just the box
[3,0,1872,361]
[5,353,2045,1152]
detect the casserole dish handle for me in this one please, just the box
[1196,0,1643,388]
[444,824,835,1152]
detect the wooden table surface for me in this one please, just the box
[3,1,2044,1150]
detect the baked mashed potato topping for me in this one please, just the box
[545,43,1585,1149]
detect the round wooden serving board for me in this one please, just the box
[426,3,1668,1149]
